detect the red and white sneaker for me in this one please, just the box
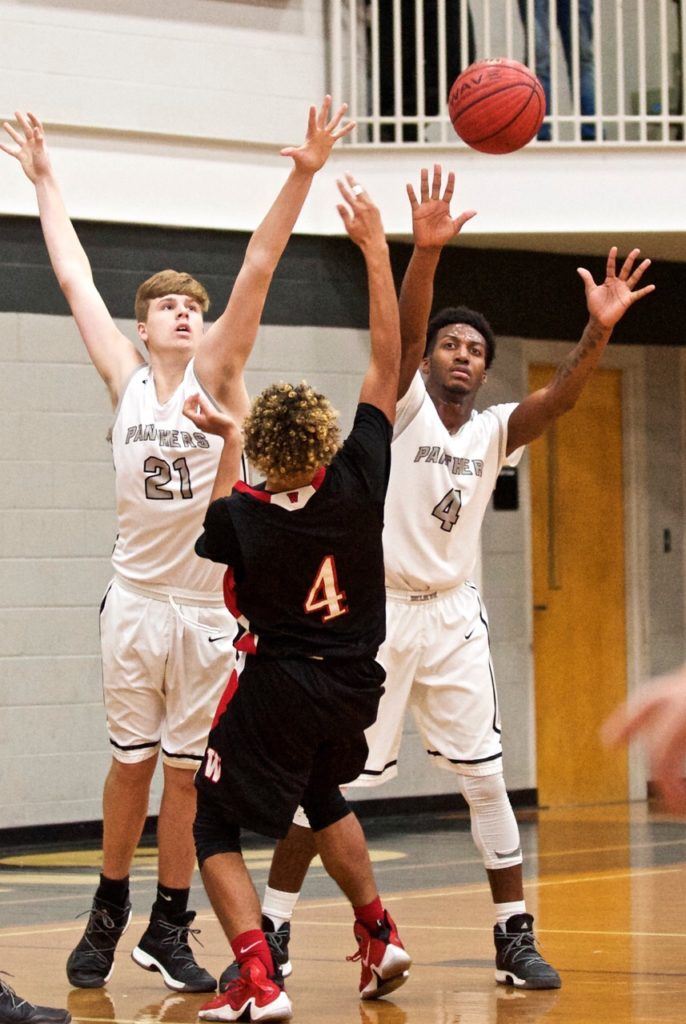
[198,958,292,1022]
[347,911,411,1001]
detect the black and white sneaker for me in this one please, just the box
[131,910,216,992]
[0,976,70,1024]
[218,916,292,994]
[66,897,132,988]
[494,914,561,990]
[262,917,292,979]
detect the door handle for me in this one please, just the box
[533,604,548,611]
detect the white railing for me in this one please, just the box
[328,0,686,145]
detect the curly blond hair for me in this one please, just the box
[243,381,341,479]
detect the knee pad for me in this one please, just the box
[301,786,350,832]
[458,772,522,870]
[193,798,242,868]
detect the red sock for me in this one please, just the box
[354,896,385,936]
[230,929,274,975]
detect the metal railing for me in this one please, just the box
[328,0,686,145]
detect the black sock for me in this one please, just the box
[96,873,130,909]
[153,884,190,920]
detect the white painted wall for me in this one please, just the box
[1,0,685,255]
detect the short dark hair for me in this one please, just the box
[425,306,496,368]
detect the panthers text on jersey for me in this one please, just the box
[110,359,244,600]
[383,372,523,592]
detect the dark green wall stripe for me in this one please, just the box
[0,215,681,345]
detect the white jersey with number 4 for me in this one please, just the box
[110,358,231,601]
[383,372,523,593]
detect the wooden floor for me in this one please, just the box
[1,802,685,1024]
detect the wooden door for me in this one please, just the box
[529,365,629,805]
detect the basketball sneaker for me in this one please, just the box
[494,914,561,989]
[0,977,71,1024]
[218,917,291,992]
[347,911,411,1001]
[199,958,292,1022]
[131,910,216,992]
[66,896,132,988]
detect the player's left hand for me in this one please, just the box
[407,165,477,249]
[280,95,355,174]
[183,392,240,440]
[602,665,686,815]
[578,247,655,329]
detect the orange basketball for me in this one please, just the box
[448,58,546,154]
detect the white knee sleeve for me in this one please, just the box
[458,773,522,870]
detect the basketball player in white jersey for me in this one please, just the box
[1,101,353,992]
[256,165,655,992]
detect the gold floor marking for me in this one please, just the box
[0,847,404,874]
[295,920,686,939]
[2,830,681,882]
[3,832,679,873]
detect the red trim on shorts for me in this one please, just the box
[222,567,241,619]
[223,568,258,653]
[235,631,258,654]
[211,669,239,729]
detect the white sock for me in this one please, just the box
[494,900,526,930]
[262,886,300,930]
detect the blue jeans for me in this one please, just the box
[518,0,596,139]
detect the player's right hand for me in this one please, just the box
[406,165,477,250]
[336,174,387,253]
[183,392,241,441]
[0,111,53,184]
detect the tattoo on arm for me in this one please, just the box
[552,321,608,388]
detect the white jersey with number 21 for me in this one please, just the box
[110,358,229,600]
[383,372,523,593]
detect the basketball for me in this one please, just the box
[448,58,546,154]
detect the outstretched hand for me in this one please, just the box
[406,165,476,249]
[578,247,655,329]
[281,95,355,174]
[0,111,52,183]
[602,665,686,815]
[183,393,241,441]
[336,174,386,253]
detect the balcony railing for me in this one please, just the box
[328,0,686,145]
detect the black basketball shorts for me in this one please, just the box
[195,652,385,839]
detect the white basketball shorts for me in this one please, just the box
[351,581,502,786]
[100,577,236,768]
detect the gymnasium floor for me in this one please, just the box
[1,802,685,1024]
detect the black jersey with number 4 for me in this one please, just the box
[196,403,392,659]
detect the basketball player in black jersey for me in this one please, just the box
[181,177,410,1022]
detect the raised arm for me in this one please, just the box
[336,176,400,425]
[195,97,354,417]
[505,247,655,455]
[1,112,143,405]
[398,165,476,399]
